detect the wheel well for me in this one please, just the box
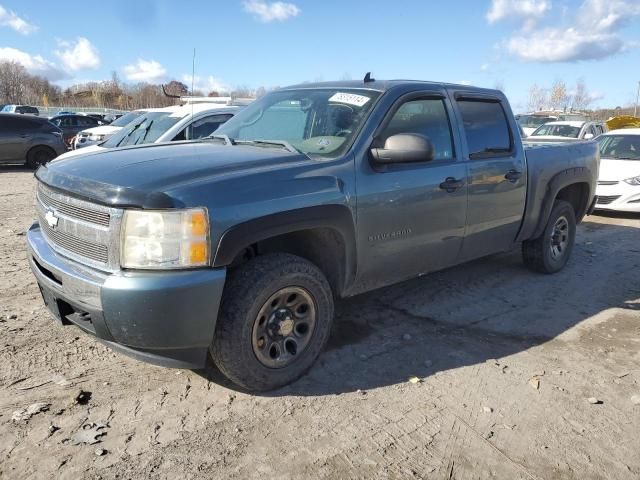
[26,145,56,160]
[230,228,348,297]
[555,182,590,221]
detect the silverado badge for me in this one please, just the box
[45,210,59,229]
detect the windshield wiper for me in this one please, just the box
[205,134,235,146]
[237,139,305,156]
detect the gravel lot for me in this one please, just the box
[1,166,639,480]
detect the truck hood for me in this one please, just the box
[55,144,105,161]
[37,141,309,208]
[599,158,640,181]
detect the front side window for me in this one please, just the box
[457,99,511,158]
[214,88,381,157]
[378,98,454,160]
[190,114,233,139]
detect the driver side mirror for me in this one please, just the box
[371,133,434,164]
[584,133,594,140]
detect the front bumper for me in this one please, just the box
[27,223,226,369]
[595,183,640,213]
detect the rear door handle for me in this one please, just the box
[439,177,465,193]
[505,169,522,183]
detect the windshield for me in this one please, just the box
[213,88,381,157]
[102,111,183,147]
[517,115,556,129]
[531,124,581,138]
[110,110,145,127]
[598,135,640,160]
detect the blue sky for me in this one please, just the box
[0,0,639,111]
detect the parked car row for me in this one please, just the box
[58,102,240,161]
[525,120,607,142]
[0,99,242,167]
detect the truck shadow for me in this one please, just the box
[200,218,640,396]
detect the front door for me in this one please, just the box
[353,92,468,291]
[453,96,527,261]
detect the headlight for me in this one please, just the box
[88,134,105,141]
[121,208,210,269]
[623,176,640,186]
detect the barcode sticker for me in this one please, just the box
[329,92,371,107]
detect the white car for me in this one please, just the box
[527,120,606,142]
[57,102,241,161]
[595,128,640,212]
[73,109,147,149]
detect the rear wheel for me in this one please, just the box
[211,253,334,391]
[523,200,576,273]
[26,146,55,168]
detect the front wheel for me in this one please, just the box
[522,200,576,274]
[211,253,334,391]
[26,146,55,168]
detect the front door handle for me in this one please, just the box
[505,169,522,183]
[439,177,465,193]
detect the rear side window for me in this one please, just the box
[457,99,512,159]
[17,106,38,115]
[8,116,40,130]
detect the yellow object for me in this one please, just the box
[189,210,208,236]
[189,241,208,264]
[606,115,640,131]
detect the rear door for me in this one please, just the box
[452,94,526,261]
[354,90,468,289]
[0,116,37,162]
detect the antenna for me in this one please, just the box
[190,48,196,138]
[364,72,375,83]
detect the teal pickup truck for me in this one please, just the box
[27,77,599,391]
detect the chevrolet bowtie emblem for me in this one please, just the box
[45,210,59,229]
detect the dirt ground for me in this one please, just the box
[1,166,639,480]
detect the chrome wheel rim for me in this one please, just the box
[252,287,317,369]
[550,216,569,260]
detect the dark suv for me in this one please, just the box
[49,114,103,145]
[0,114,67,167]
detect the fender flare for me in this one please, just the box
[531,166,593,239]
[213,204,357,290]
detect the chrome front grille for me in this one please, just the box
[36,183,123,272]
[38,184,110,227]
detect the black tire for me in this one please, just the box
[26,146,55,169]
[211,253,334,391]
[522,200,576,274]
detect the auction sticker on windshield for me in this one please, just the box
[329,92,371,107]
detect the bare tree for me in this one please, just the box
[527,83,547,112]
[571,78,592,111]
[0,61,27,103]
[549,80,568,111]
[493,80,505,92]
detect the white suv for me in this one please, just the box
[58,101,242,161]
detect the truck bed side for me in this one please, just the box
[517,141,599,242]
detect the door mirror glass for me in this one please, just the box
[371,133,434,164]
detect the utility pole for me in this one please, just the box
[635,81,640,117]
